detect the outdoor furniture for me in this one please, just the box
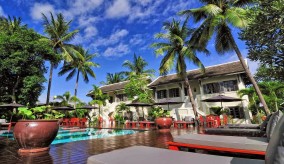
[138,121,155,128]
[173,121,194,128]
[80,118,88,126]
[206,115,220,128]
[204,111,281,137]
[69,117,80,126]
[168,133,268,155]
[87,146,264,164]
[62,118,70,126]
[168,111,283,156]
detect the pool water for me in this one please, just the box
[0,128,139,144]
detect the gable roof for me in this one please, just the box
[99,81,129,93]
[148,61,246,87]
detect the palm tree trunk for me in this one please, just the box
[228,32,270,115]
[184,77,199,121]
[74,70,79,97]
[12,76,20,103]
[46,62,54,105]
[74,70,80,110]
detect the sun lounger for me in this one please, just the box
[169,133,267,155]
[204,128,265,137]
[87,114,284,164]
[87,146,264,164]
[204,111,281,137]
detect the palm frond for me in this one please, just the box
[225,7,248,28]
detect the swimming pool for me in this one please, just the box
[0,128,139,144]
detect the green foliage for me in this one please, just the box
[18,106,65,120]
[122,53,155,79]
[238,81,284,113]
[148,106,170,119]
[114,114,125,124]
[240,0,284,81]
[53,91,79,106]
[210,106,223,115]
[115,103,130,113]
[0,16,53,105]
[124,74,153,103]
[100,72,125,85]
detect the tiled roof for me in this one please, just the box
[148,61,246,87]
[99,81,129,93]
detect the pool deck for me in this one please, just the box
[0,126,194,164]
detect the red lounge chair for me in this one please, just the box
[69,118,80,126]
[62,118,70,126]
[80,118,87,127]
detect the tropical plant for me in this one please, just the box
[148,106,170,119]
[100,72,125,85]
[0,16,52,106]
[42,12,80,105]
[53,91,79,106]
[124,74,153,103]
[179,0,270,115]
[89,85,109,116]
[115,102,130,113]
[151,17,206,120]
[122,53,155,78]
[114,114,125,124]
[238,81,284,113]
[240,0,284,82]
[17,106,64,119]
[59,46,99,97]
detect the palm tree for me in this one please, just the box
[100,72,125,85]
[54,91,79,106]
[115,102,130,113]
[42,12,80,105]
[122,53,155,78]
[179,0,270,115]
[89,85,109,117]
[58,46,99,97]
[151,17,206,120]
[238,87,259,115]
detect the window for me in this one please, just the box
[228,107,245,119]
[116,94,127,102]
[184,88,188,96]
[203,80,238,94]
[169,88,180,98]
[109,96,113,103]
[157,90,167,99]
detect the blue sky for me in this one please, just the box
[0,0,257,103]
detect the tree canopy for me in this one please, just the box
[0,17,54,106]
[240,0,284,81]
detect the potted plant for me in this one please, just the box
[150,107,172,130]
[114,114,125,126]
[13,106,63,153]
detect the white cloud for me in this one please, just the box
[129,34,144,45]
[103,43,130,57]
[67,0,103,16]
[105,0,131,18]
[0,6,5,17]
[94,29,129,47]
[30,3,55,20]
[84,26,98,38]
[78,16,100,28]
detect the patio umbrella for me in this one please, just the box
[51,106,75,111]
[202,95,242,108]
[0,103,25,122]
[77,105,98,109]
[0,103,24,108]
[126,102,153,120]
[153,100,184,110]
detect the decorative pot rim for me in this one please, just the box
[17,119,59,122]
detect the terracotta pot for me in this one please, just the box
[13,120,59,153]
[155,117,173,129]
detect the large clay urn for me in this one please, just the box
[155,117,173,130]
[13,120,59,153]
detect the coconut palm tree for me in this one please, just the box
[89,85,109,117]
[122,53,155,78]
[115,102,130,113]
[179,0,270,115]
[42,12,80,105]
[58,46,99,97]
[100,72,125,85]
[151,17,207,120]
[53,91,79,106]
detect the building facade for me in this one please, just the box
[92,61,251,123]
